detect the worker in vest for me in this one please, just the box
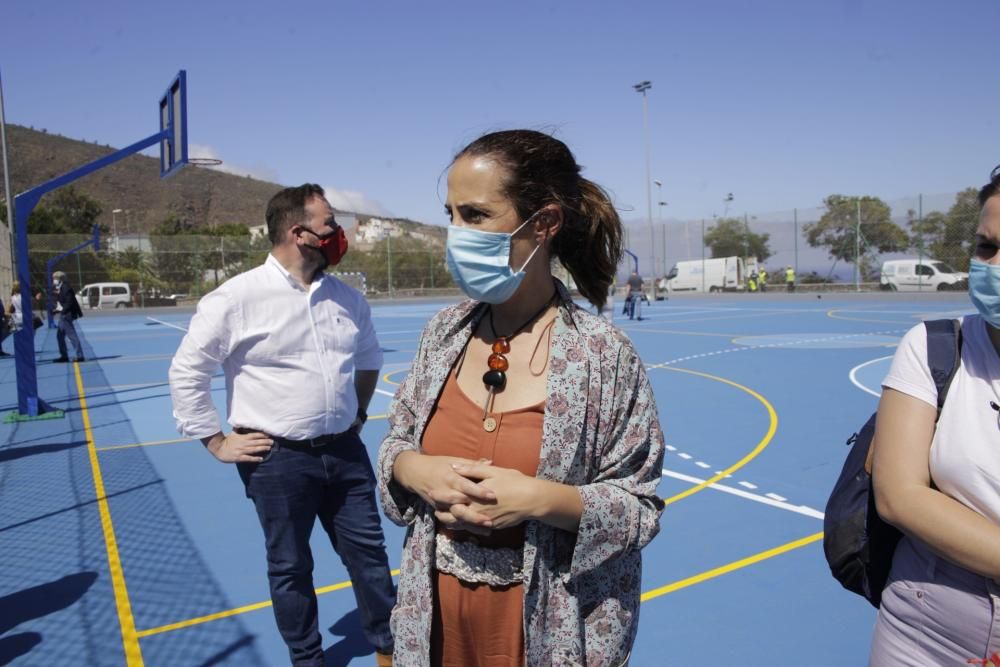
[759,266,768,292]
[747,271,758,293]
[786,265,796,292]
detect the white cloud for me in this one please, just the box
[187,145,389,216]
[188,143,281,183]
[322,186,391,217]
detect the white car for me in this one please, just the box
[880,259,968,292]
[79,282,132,308]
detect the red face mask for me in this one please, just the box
[300,226,349,267]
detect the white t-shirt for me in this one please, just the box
[883,314,1000,525]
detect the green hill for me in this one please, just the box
[1,123,284,232]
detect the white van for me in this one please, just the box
[665,256,746,293]
[879,259,968,292]
[79,282,132,309]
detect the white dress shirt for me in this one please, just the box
[169,254,383,440]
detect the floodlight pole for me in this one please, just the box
[633,80,653,276]
[13,128,168,416]
[0,69,15,282]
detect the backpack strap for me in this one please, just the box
[923,319,963,416]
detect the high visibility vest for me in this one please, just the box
[786,268,795,282]
[760,270,768,283]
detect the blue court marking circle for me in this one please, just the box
[731,333,899,349]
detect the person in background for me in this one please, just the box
[51,270,84,363]
[0,292,8,356]
[870,166,1000,666]
[378,129,665,666]
[785,265,796,292]
[7,282,22,333]
[626,269,645,320]
[169,184,395,667]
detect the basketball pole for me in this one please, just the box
[10,70,186,417]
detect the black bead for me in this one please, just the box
[482,370,506,389]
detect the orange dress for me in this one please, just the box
[421,369,544,667]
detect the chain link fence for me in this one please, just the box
[25,234,458,304]
[621,189,980,293]
[18,188,983,304]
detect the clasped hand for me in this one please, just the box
[396,453,539,535]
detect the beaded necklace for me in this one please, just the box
[479,293,557,431]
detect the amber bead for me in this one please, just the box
[492,338,511,354]
[488,353,509,371]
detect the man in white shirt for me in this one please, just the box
[169,184,395,667]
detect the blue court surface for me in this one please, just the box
[0,291,973,666]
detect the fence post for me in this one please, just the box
[793,208,798,280]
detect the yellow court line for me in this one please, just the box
[134,368,771,639]
[137,569,401,638]
[383,368,409,386]
[656,367,778,506]
[640,531,823,602]
[96,437,194,452]
[140,530,824,637]
[74,362,145,665]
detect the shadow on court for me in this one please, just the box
[324,609,375,667]
[0,571,97,664]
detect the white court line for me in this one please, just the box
[146,316,189,332]
[677,453,692,460]
[765,492,788,502]
[849,355,893,398]
[738,481,758,490]
[662,469,824,520]
[375,388,396,397]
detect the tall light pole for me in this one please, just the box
[633,80,653,276]
[0,68,15,280]
[653,179,663,275]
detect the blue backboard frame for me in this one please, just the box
[159,70,188,178]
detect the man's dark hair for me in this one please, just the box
[978,165,1000,208]
[265,184,326,245]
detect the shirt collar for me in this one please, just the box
[266,253,327,292]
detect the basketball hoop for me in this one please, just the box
[188,157,223,167]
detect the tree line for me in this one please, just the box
[701,189,980,279]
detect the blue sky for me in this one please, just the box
[2,0,998,233]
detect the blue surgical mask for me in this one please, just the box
[445,215,543,304]
[969,259,1000,327]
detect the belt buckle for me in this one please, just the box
[307,436,324,448]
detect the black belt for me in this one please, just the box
[272,430,355,448]
[235,428,354,449]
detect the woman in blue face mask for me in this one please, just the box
[868,166,1000,666]
[376,130,665,666]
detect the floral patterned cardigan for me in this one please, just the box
[376,283,666,666]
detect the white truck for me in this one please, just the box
[664,256,746,293]
[879,259,968,292]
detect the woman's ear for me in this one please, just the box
[534,204,563,244]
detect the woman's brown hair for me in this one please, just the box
[454,130,623,309]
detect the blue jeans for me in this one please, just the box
[56,314,83,358]
[237,432,395,666]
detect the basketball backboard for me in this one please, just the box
[159,70,188,178]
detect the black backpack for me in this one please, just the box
[823,318,962,608]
